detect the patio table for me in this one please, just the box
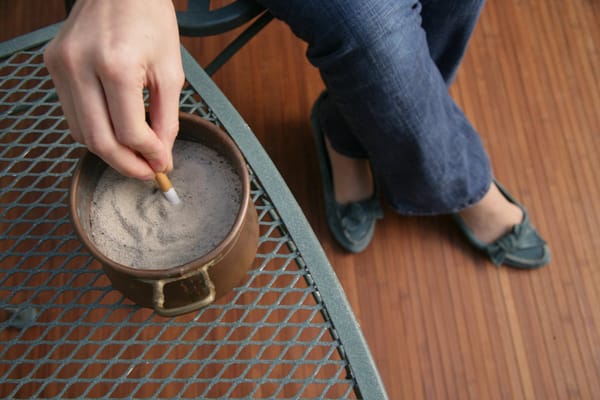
[0,25,387,399]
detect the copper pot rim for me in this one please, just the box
[69,112,252,280]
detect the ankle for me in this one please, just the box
[324,137,374,204]
[458,183,523,244]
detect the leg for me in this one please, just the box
[260,0,550,266]
[421,0,486,84]
[260,0,492,215]
[417,0,525,242]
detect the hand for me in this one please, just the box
[44,0,184,179]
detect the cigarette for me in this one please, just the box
[155,172,181,205]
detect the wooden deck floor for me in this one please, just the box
[2,1,599,398]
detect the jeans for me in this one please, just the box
[257,0,493,215]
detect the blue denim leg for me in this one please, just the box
[258,0,493,215]
[421,0,487,84]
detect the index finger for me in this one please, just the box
[99,68,169,173]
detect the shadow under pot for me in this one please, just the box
[70,113,259,317]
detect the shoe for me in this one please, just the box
[452,181,551,269]
[310,92,383,253]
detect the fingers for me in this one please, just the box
[44,40,82,143]
[45,39,157,179]
[43,0,184,180]
[72,70,156,180]
[99,61,170,174]
[45,42,172,179]
[148,63,185,172]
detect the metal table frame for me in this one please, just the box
[0,24,387,399]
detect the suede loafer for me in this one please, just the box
[452,181,551,269]
[310,92,383,253]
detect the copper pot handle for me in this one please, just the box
[149,267,216,317]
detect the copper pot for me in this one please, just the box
[70,113,258,317]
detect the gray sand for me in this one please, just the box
[89,140,241,269]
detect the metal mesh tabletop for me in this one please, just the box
[0,26,386,399]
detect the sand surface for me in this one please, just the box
[89,140,241,269]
